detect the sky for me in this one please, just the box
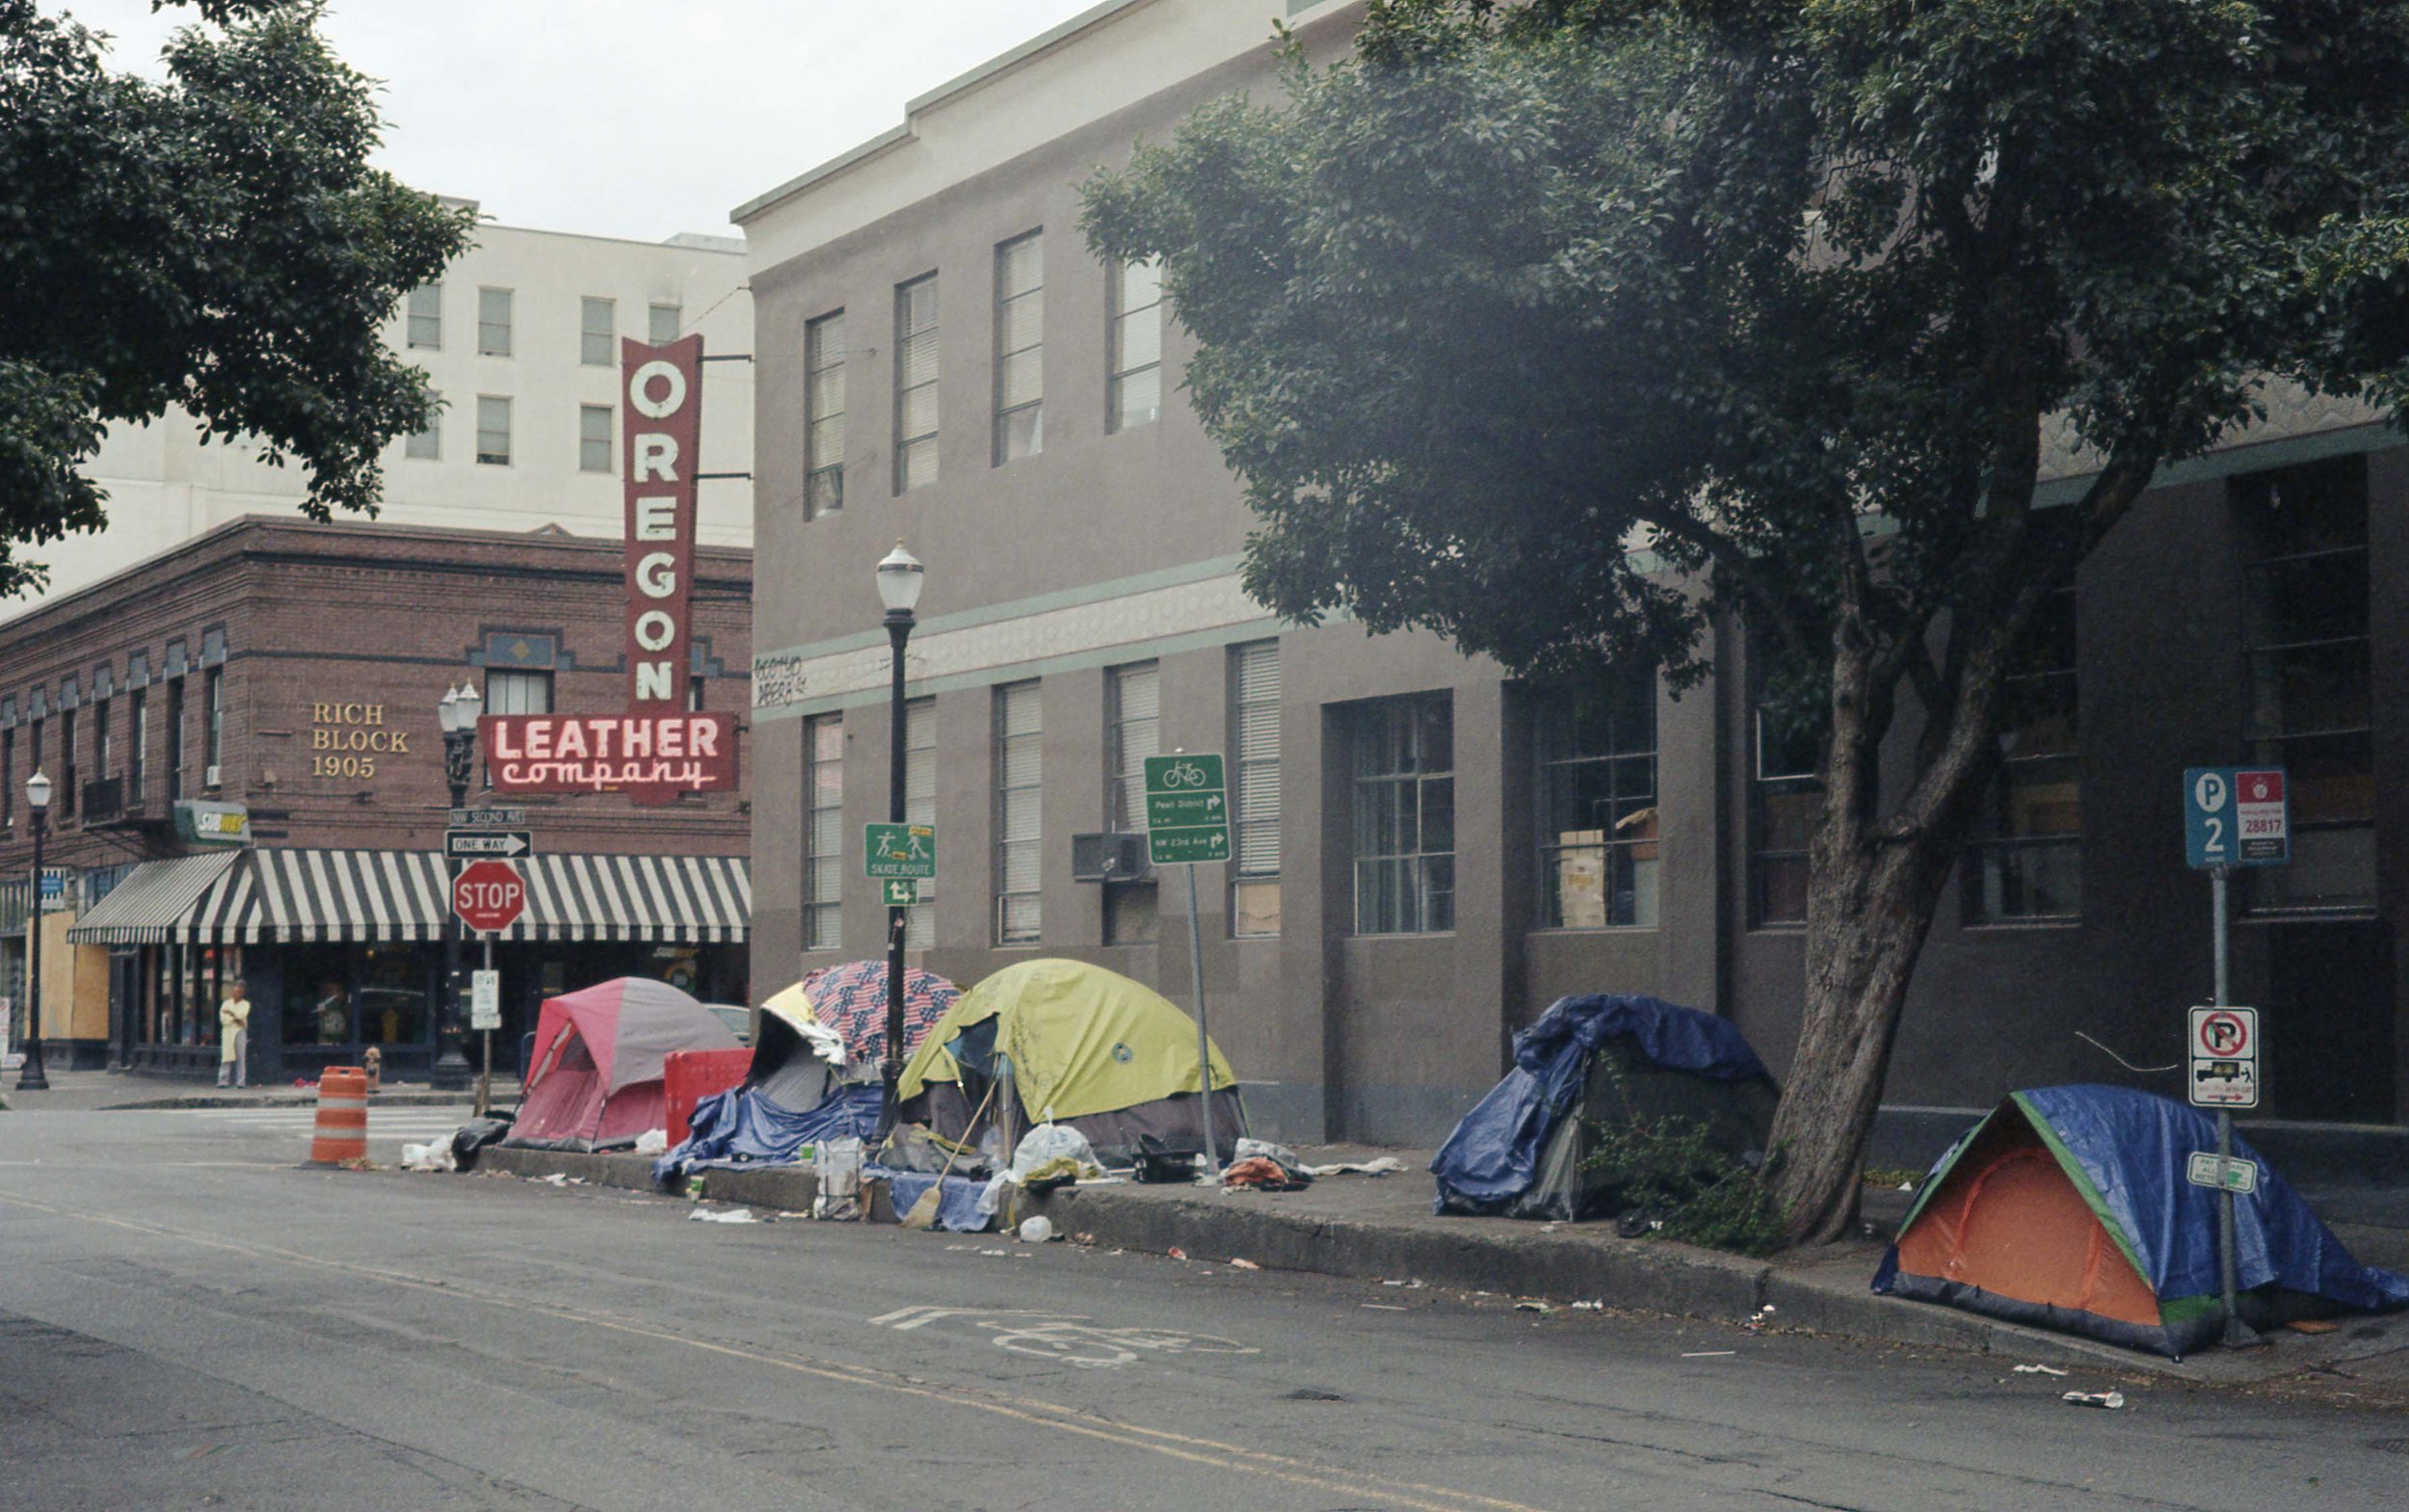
[52,0,1107,242]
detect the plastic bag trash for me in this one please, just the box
[688,1207,758,1224]
[1571,1300,1603,1311]
[813,1136,863,1221]
[1010,1124,1105,1185]
[2061,1391,2125,1410]
[1301,1155,1409,1178]
[1515,1301,1556,1314]
[633,1128,670,1156]
[537,1173,569,1186]
[2014,1364,2069,1377]
[1233,1137,1303,1168]
[1018,1215,1055,1243]
[1229,1258,1261,1270]
[400,1141,456,1173]
[449,1115,515,1170]
[977,1172,1013,1217]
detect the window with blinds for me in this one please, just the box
[994,681,1043,944]
[477,286,513,357]
[904,697,937,947]
[805,715,843,951]
[407,282,442,350]
[578,405,613,473]
[806,311,846,517]
[406,391,440,460]
[1106,662,1159,832]
[484,669,551,787]
[1109,258,1163,433]
[580,297,614,366]
[475,396,512,466]
[894,275,940,492]
[1231,641,1282,936]
[994,231,1044,464]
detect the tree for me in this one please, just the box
[1082,0,2409,1243]
[0,0,472,594]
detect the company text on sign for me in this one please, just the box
[480,713,739,794]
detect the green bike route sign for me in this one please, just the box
[1143,753,1231,865]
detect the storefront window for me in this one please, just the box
[285,943,351,1046]
[358,944,428,1044]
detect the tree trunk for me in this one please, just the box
[1765,832,1958,1244]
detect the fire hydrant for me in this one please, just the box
[361,1046,383,1094]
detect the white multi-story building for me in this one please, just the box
[9,208,754,616]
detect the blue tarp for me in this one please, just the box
[652,1084,884,1185]
[868,1168,993,1233]
[1430,995,1768,1210]
[1919,1085,2409,1312]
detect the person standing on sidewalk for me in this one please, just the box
[217,981,251,1088]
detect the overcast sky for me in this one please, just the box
[56,0,1106,242]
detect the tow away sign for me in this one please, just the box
[2188,1005,2260,1110]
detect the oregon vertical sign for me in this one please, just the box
[623,333,702,714]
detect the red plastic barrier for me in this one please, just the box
[662,1048,753,1148]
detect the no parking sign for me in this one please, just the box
[2188,1006,2259,1110]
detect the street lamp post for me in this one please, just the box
[432,683,483,1089]
[14,770,51,1092]
[875,544,924,1138]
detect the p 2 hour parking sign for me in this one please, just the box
[2184,766,2290,869]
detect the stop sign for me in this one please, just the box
[452,859,527,933]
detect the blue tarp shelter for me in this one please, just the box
[652,1084,883,1184]
[1431,995,1778,1221]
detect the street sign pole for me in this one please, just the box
[1144,753,1231,1175]
[477,933,494,1119]
[2210,863,2240,1346]
[1183,860,1218,1176]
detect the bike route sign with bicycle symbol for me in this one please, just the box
[1144,753,1231,865]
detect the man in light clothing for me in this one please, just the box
[217,980,251,1088]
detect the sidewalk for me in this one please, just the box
[474,1138,2409,1407]
[0,1068,488,1112]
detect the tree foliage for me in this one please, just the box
[0,0,472,593]
[1084,0,2409,1242]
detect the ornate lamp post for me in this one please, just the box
[432,683,483,1088]
[14,769,51,1091]
[874,544,924,1136]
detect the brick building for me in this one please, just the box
[0,517,753,1081]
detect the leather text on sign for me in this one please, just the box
[453,859,528,933]
[478,712,739,795]
[623,334,702,717]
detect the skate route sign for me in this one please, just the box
[2184,766,2290,868]
[2188,1005,2260,1110]
[864,823,936,881]
[1144,753,1231,865]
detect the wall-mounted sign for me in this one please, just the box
[310,701,410,779]
[480,712,738,795]
[173,800,251,847]
[623,334,702,718]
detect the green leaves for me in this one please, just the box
[0,0,471,581]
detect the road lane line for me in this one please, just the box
[0,1188,1557,1512]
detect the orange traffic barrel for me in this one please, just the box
[309,1067,369,1165]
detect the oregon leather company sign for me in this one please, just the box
[482,334,736,803]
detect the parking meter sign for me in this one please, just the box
[2185,766,2289,869]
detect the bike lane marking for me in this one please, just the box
[0,1189,1551,1512]
[869,1304,1260,1369]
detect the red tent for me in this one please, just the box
[506,978,740,1151]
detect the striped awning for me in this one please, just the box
[65,851,244,945]
[172,849,750,945]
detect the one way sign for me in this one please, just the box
[445,830,534,861]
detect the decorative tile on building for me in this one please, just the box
[754,571,1269,715]
[2039,380,2388,485]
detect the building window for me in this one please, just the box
[805,310,846,517]
[1353,694,1453,935]
[1109,258,1164,433]
[894,274,940,493]
[59,705,75,817]
[579,297,615,366]
[995,680,1043,944]
[475,396,512,466]
[1750,659,1823,928]
[203,668,223,780]
[405,391,440,461]
[1105,661,1158,833]
[2,729,12,829]
[1965,585,2080,923]
[2239,457,2373,914]
[129,687,146,801]
[904,696,936,947]
[1231,640,1282,936]
[803,715,843,952]
[406,282,441,350]
[579,404,613,473]
[165,679,184,800]
[993,230,1044,464]
[477,286,513,357]
[649,303,681,344]
[94,694,111,783]
[484,669,551,787]
[1535,672,1659,930]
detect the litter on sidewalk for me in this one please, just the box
[2013,1364,2069,1376]
[688,1207,760,1224]
[2061,1391,2126,1410]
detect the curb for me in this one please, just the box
[104,1092,498,1111]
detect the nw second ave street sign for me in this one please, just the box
[864,822,937,880]
[2184,766,2290,869]
[1144,753,1231,865]
[452,806,527,828]
[453,860,528,934]
[445,830,533,860]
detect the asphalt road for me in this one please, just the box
[0,1108,2402,1511]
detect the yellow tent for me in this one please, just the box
[898,958,1236,1124]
